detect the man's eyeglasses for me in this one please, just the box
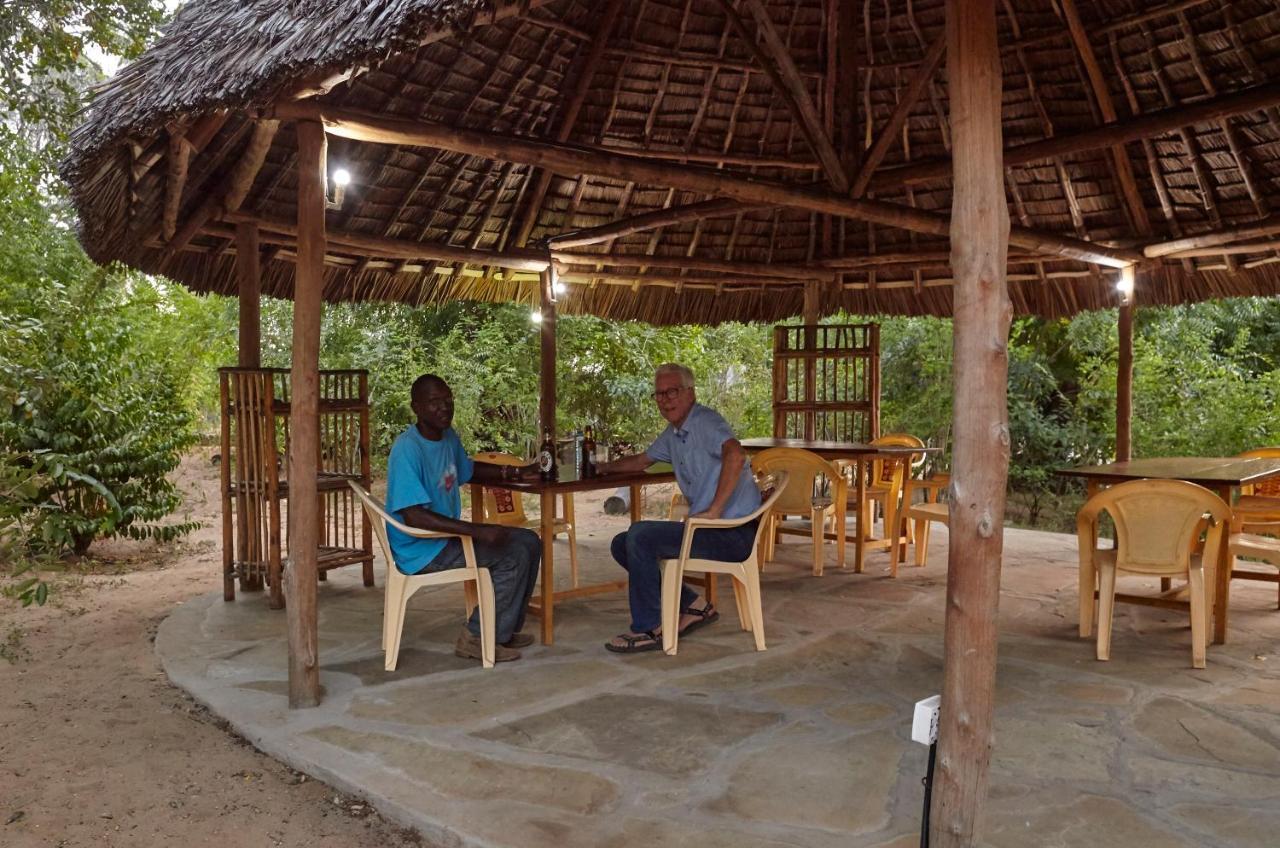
[652,386,686,402]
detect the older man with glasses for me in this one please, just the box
[594,363,761,653]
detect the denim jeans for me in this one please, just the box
[423,527,540,643]
[611,519,758,633]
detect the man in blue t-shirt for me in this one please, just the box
[385,374,542,663]
[595,363,761,653]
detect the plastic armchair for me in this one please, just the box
[891,472,950,576]
[348,482,497,670]
[1076,479,1230,669]
[658,472,790,655]
[1227,498,1280,609]
[752,448,846,575]
[472,451,580,588]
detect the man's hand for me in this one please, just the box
[691,506,724,520]
[472,524,512,547]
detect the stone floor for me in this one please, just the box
[157,521,1280,848]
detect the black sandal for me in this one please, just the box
[605,629,662,653]
[679,602,720,636]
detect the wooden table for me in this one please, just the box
[1058,456,1280,643]
[741,438,938,573]
[470,465,675,645]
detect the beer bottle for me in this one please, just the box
[582,425,597,478]
[538,427,557,482]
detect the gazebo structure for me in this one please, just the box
[62,1,1280,844]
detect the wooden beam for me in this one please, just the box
[1061,0,1152,237]
[1143,212,1280,258]
[850,31,946,197]
[870,80,1280,192]
[553,250,828,281]
[539,268,557,439]
[162,128,192,242]
[549,199,764,248]
[598,142,820,170]
[273,102,1141,268]
[222,210,550,271]
[715,0,849,191]
[235,221,262,368]
[933,1,1010,845]
[286,120,325,709]
[511,0,625,248]
[163,119,279,265]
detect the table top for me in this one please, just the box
[740,437,938,459]
[490,463,676,495]
[1057,456,1280,488]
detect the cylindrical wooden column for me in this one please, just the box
[1116,301,1134,461]
[802,281,820,440]
[286,120,326,709]
[933,1,1011,845]
[539,270,557,439]
[236,221,262,368]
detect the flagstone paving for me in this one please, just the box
[157,523,1280,847]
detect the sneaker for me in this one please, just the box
[454,628,520,663]
[503,632,535,649]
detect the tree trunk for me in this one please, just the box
[931,1,1011,845]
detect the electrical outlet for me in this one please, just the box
[912,695,941,745]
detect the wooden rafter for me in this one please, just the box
[272,102,1142,268]
[868,80,1280,191]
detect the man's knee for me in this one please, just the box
[511,527,541,566]
[610,530,630,565]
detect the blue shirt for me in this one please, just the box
[646,404,760,519]
[384,425,474,574]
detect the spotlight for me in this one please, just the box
[530,310,543,324]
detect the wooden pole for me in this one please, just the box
[539,269,557,439]
[933,2,1011,845]
[236,221,262,368]
[802,281,821,441]
[1116,303,1134,461]
[286,120,326,709]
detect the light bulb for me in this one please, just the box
[530,310,543,324]
[331,168,351,187]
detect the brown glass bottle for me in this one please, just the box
[582,425,597,478]
[538,427,557,481]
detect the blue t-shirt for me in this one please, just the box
[646,404,760,519]
[384,425,474,574]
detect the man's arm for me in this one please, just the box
[692,438,747,520]
[398,504,509,547]
[470,460,540,485]
[595,451,655,476]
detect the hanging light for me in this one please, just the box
[530,309,543,324]
[1116,265,1135,301]
[327,168,351,209]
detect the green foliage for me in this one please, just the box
[0,139,205,558]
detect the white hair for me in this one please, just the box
[655,363,695,388]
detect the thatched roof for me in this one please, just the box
[62,0,1280,324]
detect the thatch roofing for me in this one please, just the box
[62,0,1280,325]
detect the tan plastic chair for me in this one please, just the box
[837,434,925,554]
[1234,447,1280,515]
[473,451,580,588]
[1228,497,1280,609]
[349,482,496,670]
[752,448,846,575]
[891,473,950,575]
[1076,479,1229,669]
[659,472,790,655]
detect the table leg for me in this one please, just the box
[539,491,555,645]
[470,482,485,523]
[854,458,866,573]
[1212,484,1232,645]
[629,484,642,523]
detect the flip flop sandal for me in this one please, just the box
[679,604,720,636]
[605,629,662,653]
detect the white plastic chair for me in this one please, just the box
[349,482,496,670]
[659,472,790,656]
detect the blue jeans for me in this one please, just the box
[611,519,758,633]
[423,528,540,643]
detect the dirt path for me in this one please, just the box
[0,449,427,848]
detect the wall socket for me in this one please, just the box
[912,695,941,745]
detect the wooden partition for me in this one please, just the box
[771,324,880,443]
[219,367,373,608]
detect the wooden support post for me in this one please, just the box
[236,221,262,368]
[932,2,1011,845]
[1116,302,1134,462]
[802,282,820,441]
[286,120,326,709]
[539,269,557,439]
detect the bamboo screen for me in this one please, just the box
[771,324,880,443]
[219,368,373,608]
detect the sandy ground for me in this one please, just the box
[0,448,428,848]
